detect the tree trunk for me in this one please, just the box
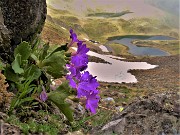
[0,0,47,62]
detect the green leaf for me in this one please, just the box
[14,41,32,61]
[39,43,49,61]
[56,81,74,95]
[4,66,19,82]
[12,54,24,74]
[45,44,68,59]
[18,87,34,99]
[19,97,34,106]
[24,65,41,80]
[32,39,40,52]
[30,54,39,62]
[41,51,66,78]
[48,91,74,122]
[9,97,20,113]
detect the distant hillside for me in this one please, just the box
[41,2,179,46]
[46,0,179,29]
[46,0,166,18]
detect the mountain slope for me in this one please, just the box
[41,2,179,46]
[46,0,167,19]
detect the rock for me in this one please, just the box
[0,112,8,120]
[66,130,84,135]
[0,0,47,61]
[101,118,127,135]
[0,7,3,23]
[0,23,11,62]
[0,120,20,135]
[91,92,180,135]
[101,97,115,104]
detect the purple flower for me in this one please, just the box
[66,64,77,78]
[76,42,89,55]
[66,64,81,88]
[40,86,48,102]
[86,92,100,114]
[77,81,99,114]
[69,29,79,47]
[77,82,99,98]
[66,75,77,88]
[71,43,89,69]
[66,29,100,114]
[80,71,99,89]
[77,71,100,113]
[71,54,88,69]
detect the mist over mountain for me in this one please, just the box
[145,0,179,16]
[46,0,179,28]
[47,0,166,18]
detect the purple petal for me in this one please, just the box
[50,85,56,91]
[80,71,91,81]
[70,29,73,34]
[80,72,99,89]
[71,54,88,68]
[69,30,79,47]
[77,44,89,55]
[77,81,99,98]
[66,64,76,77]
[86,94,100,114]
[40,86,48,102]
[66,76,77,88]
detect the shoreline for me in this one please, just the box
[99,54,179,93]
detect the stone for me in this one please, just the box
[0,0,47,61]
[91,92,180,135]
[0,23,11,62]
[66,130,84,135]
[0,120,20,135]
[101,97,115,104]
[0,7,3,23]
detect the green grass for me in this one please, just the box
[47,5,71,16]
[83,19,119,41]
[6,111,65,135]
[43,5,179,48]
[108,43,130,56]
[132,40,180,55]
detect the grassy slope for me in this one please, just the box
[132,40,180,55]
[41,5,179,56]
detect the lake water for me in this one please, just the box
[72,47,158,83]
[107,35,175,56]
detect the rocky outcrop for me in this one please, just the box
[0,0,47,45]
[91,92,180,135]
[0,0,47,62]
[0,23,11,62]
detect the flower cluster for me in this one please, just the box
[39,29,100,114]
[66,29,100,114]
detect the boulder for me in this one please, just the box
[0,23,11,62]
[0,0,47,62]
